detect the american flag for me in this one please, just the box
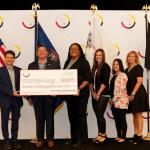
[0,38,6,67]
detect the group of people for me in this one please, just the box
[0,43,148,150]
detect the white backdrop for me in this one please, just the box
[0,10,149,139]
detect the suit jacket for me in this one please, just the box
[64,57,91,97]
[0,66,23,108]
[28,59,60,102]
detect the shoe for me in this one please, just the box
[72,141,82,148]
[13,142,22,149]
[36,140,44,148]
[95,134,107,144]
[48,140,55,148]
[133,135,143,144]
[4,143,12,150]
[130,134,137,143]
[117,138,125,143]
[65,140,73,145]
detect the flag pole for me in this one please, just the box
[29,3,40,144]
[143,4,150,141]
[32,3,40,61]
[90,4,98,50]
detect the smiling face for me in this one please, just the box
[36,46,48,59]
[127,53,136,65]
[69,44,80,59]
[113,60,120,73]
[5,53,15,66]
[95,51,103,64]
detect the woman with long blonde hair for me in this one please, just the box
[125,51,148,144]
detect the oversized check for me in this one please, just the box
[20,69,78,95]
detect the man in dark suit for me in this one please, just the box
[27,45,60,148]
[0,50,23,150]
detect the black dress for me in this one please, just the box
[125,64,148,113]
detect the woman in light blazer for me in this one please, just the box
[109,59,129,143]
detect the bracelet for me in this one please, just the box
[131,92,135,96]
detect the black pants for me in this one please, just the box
[33,96,54,140]
[66,94,89,143]
[92,96,109,134]
[1,98,21,144]
[111,106,127,139]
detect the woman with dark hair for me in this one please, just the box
[109,59,129,143]
[90,49,110,143]
[64,43,91,147]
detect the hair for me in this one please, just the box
[65,43,85,65]
[112,58,124,75]
[37,44,48,52]
[92,49,105,76]
[5,50,15,58]
[126,50,140,67]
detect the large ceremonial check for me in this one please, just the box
[20,69,78,95]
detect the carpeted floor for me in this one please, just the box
[0,139,150,150]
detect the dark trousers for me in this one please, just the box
[92,96,109,134]
[1,98,21,144]
[33,96,54,140]
[111,106,127,139]
[67,94,89,143]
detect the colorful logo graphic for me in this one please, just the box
[121,14,136,29]
[55,14,71,29]
[106,112,114,120]
[0,16,4,28]
[22,14,35,29]
[13,44,22,59]
[113,43,121,56]
[138,50,145,59]
[89,14,104,26]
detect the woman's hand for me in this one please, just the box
[92,92,98,100]
[96,92,101,101]
[129,94,135,101]
[109,99,114,105]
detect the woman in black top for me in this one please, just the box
[90,49,110,143]
[125,51,148,144]
[64,43,91,147]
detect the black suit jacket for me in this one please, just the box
[0,66,23,108]
[64,57,92,96]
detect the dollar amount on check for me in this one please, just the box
[20,70,78,95]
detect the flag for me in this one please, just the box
[37,23,60,65]
[145,21,150,70]
[36,23,63,111]
[0,38,6,67]
[86,14,116,67]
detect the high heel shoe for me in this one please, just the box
[95,134,107,144]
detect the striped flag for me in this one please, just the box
[0,38,6,67]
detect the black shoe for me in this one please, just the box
[72,141,82,148]
[4,143,12,150]
[133,135,143,144]
[130,134,137,143]
[65,140,73,145]
[13,142,22,149]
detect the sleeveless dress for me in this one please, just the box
[125,64,148,113]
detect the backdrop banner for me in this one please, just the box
[0,10,149,139]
